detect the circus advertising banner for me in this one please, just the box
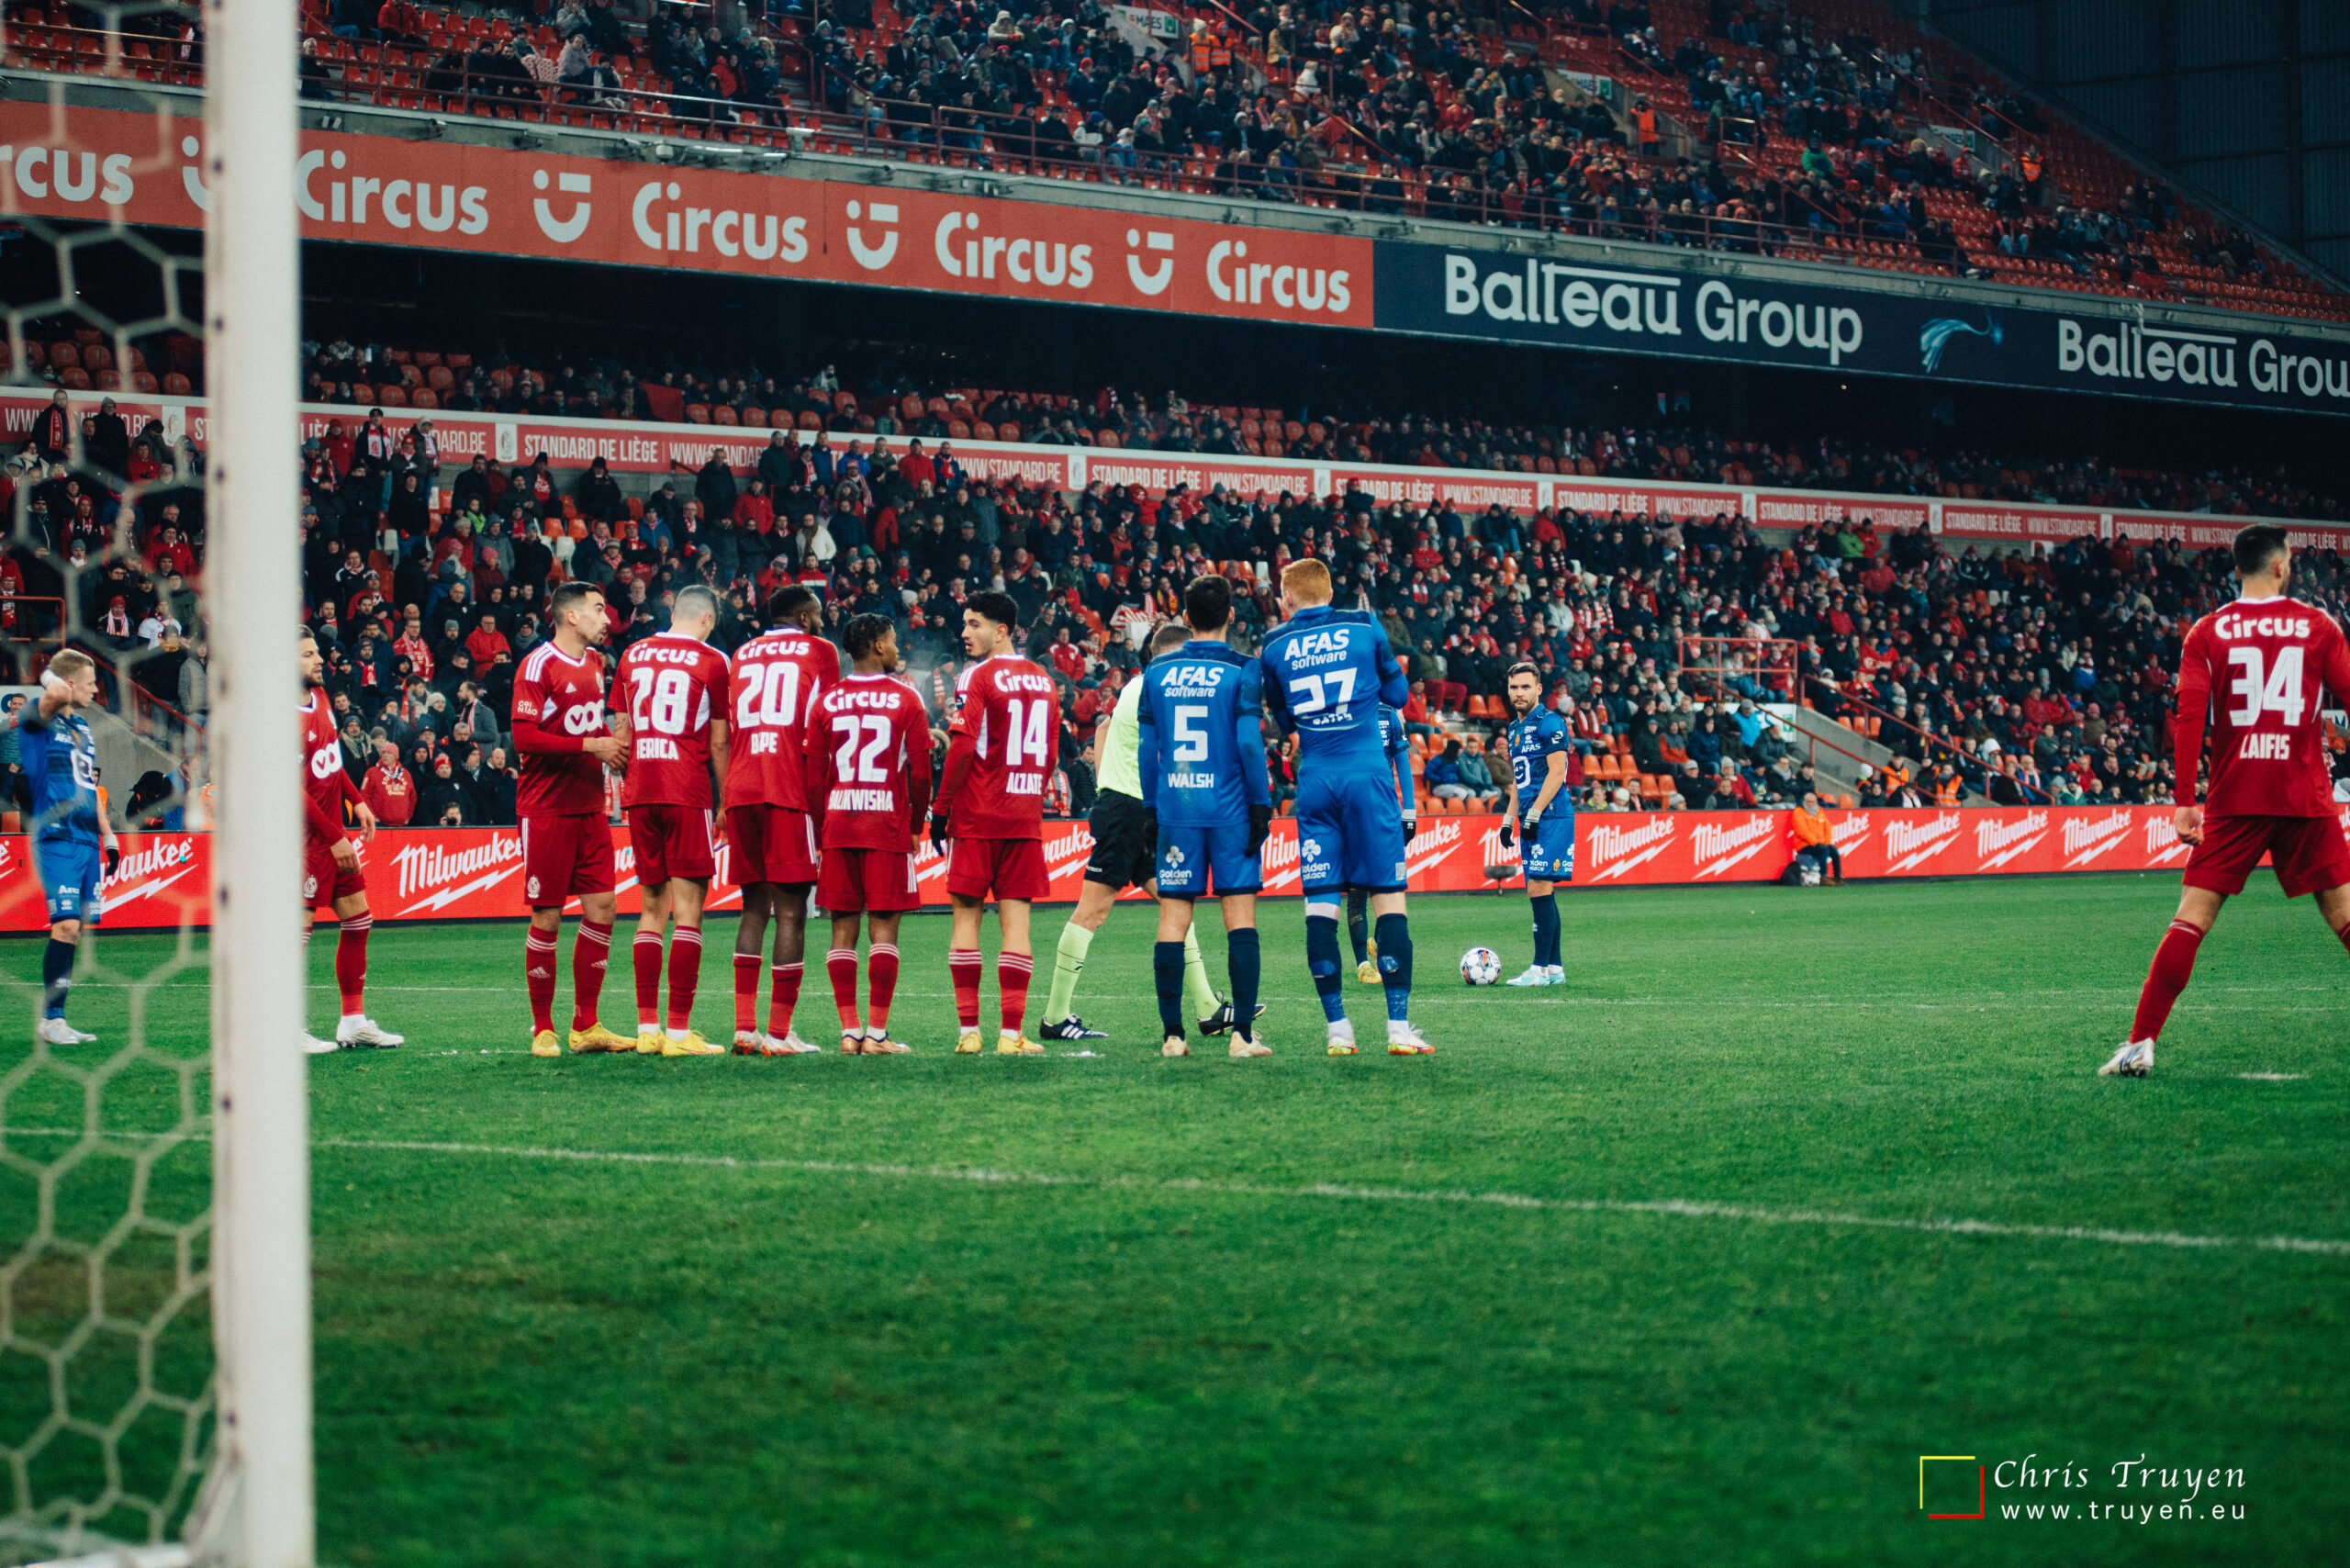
[0,804,2269,933]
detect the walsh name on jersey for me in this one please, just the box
[1169,770,1219,790]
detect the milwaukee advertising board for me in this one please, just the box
[5,97,2344,415]
[6,387,2344,554]
[0,805,2237,933]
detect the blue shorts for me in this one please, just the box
[1524,809,1575,883]
[1157,820,1262,898]
[1297,767,1407,895]
[34,837,103,925]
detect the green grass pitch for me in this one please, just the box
[4,873,2346,1565]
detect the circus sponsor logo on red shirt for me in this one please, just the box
[1690,812,1778,879]
[1586,815,1677,881]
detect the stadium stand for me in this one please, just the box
[2,0,2342,321]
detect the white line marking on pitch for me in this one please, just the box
[308,1136,2350,1259]
[2237,1072,2310,1081]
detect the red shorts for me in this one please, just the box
[303,836,366,911]
[2184,812,2350,900]
[520,812,617,906]
[728,804,819,887]
[626,803,717,887]
[946,836,1048,902]
[818,846,921,913]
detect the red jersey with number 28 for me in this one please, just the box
[725,627,837,811]
[2172,595,2350,819]
[941,654,1058,840]
[807,675,934,850]
[509,641,611,817]
[616,633,732,808]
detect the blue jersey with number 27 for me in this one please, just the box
[1259,606,1411,762]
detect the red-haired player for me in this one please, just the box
[2108,523,2350,1077]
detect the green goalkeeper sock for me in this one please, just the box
[1043,921,1092,1025]
[1183,925,1219,1020]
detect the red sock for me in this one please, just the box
[949,947,982,1030]
[334,914,370,1017]
[632,931,663,1028]
[768,961,804,1040]
[733,952,761,1035]
[867,943,899,1035]
[571,919,611,1033]
[525,926,559,1035]
[2130,919,2206,1043]
[998,950,1033,1036]
[666,927,702,1032]
[827,947,861,1035]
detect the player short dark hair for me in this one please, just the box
[1184,575,1233,632]
[843,612,893,660]
[1504,660,1540,686]
[548,581,603,625]
[766,584,820,625]
[1149,619,1193,655]
[673,585,721,624]
[2232,523,2289,578]
[966,590,1020,633]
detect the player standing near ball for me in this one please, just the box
[613,586,732,1057]
[934,591,1056,1055]
[1137,577,1272,1059]
[1500,662,1572,986]
[1348,699,1416,985]
[2106,524,2350,1077]
[723,585,837,1055]
[511,582,633,1058]
[298,633,401,1052]
[1259,559,1430,1056]
[20,650,117,1046]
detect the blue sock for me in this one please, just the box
[1374,913,1413,1022]
[1226,927,1259,1038]
[40,937,73,1020]
[1305,913,1346,1023]
[1345,889,1370,966]
[1531,893,1560,969]
[1153,939,1187,1038]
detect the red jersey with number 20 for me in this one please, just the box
[2172,595,2350,819]
[509,641,611,817]
[807,675,934,850]
[942,654,1058,840]
[725,627,837,810]
[616,633,732,808]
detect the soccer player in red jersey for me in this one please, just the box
[808,613,932,1054]
[933,590,1058,1055]
[722,584,837,1056]
[510,582,633,1058]
[299,632,401,1052]
[2108,524,2350,1077]
[612,585,733,1057]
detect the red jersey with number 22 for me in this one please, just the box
[2172,595,2350,819]
[725,627,836,810]
[807,675,934,850]
[510,642,611,817]
[617,633,732,808]
[943,654,1058,840]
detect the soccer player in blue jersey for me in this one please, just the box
[20,650,119,1045]
[1137,577,1272,1059]
[1259,559,1430,1055]
[1348,702,1416,984]
[1500,662,1573,986]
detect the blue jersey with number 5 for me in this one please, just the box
[1259,606,1410,766]
[1137,641,1268,828]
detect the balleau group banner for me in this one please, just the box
[2,97,2345,418]
[0,803,2249,934]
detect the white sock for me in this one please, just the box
[339,1013,364,1028]
[1326,1018,1355,1042]
[1000,1026,1021,1041]
[1386,1018,1414,1042]
[666,1025,688,1040]
[639,1024,660,1035]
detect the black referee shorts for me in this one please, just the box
[1082,790,1158,890]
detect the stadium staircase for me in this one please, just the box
[1767,702,1985,806]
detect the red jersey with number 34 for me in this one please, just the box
[616,633,732,808]
[2172,595,2350,819]
[941,654,1058,840]
[510,641,611,817]
[725,627,837,811]
[807,675,933,850]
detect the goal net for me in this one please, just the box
[0,0,308,1558]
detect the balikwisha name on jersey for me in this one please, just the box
[829,787,900,811]
[2212,613,2317,639]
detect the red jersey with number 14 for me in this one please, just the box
[807,675,933,850]
[726,627,837,810]
[616,633,732,808]
[942,654,1058,840]
[510,641,611,817]
[2172,595,2350,819]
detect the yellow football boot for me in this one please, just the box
[634,1027,665,1055]
[660,1030,723,1057]
[997,1034,1045,1055]
[530,1028,562,1058]
[1356,960,1379,984]
[568,1022,633,1054]
[955,1030,985,1054]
